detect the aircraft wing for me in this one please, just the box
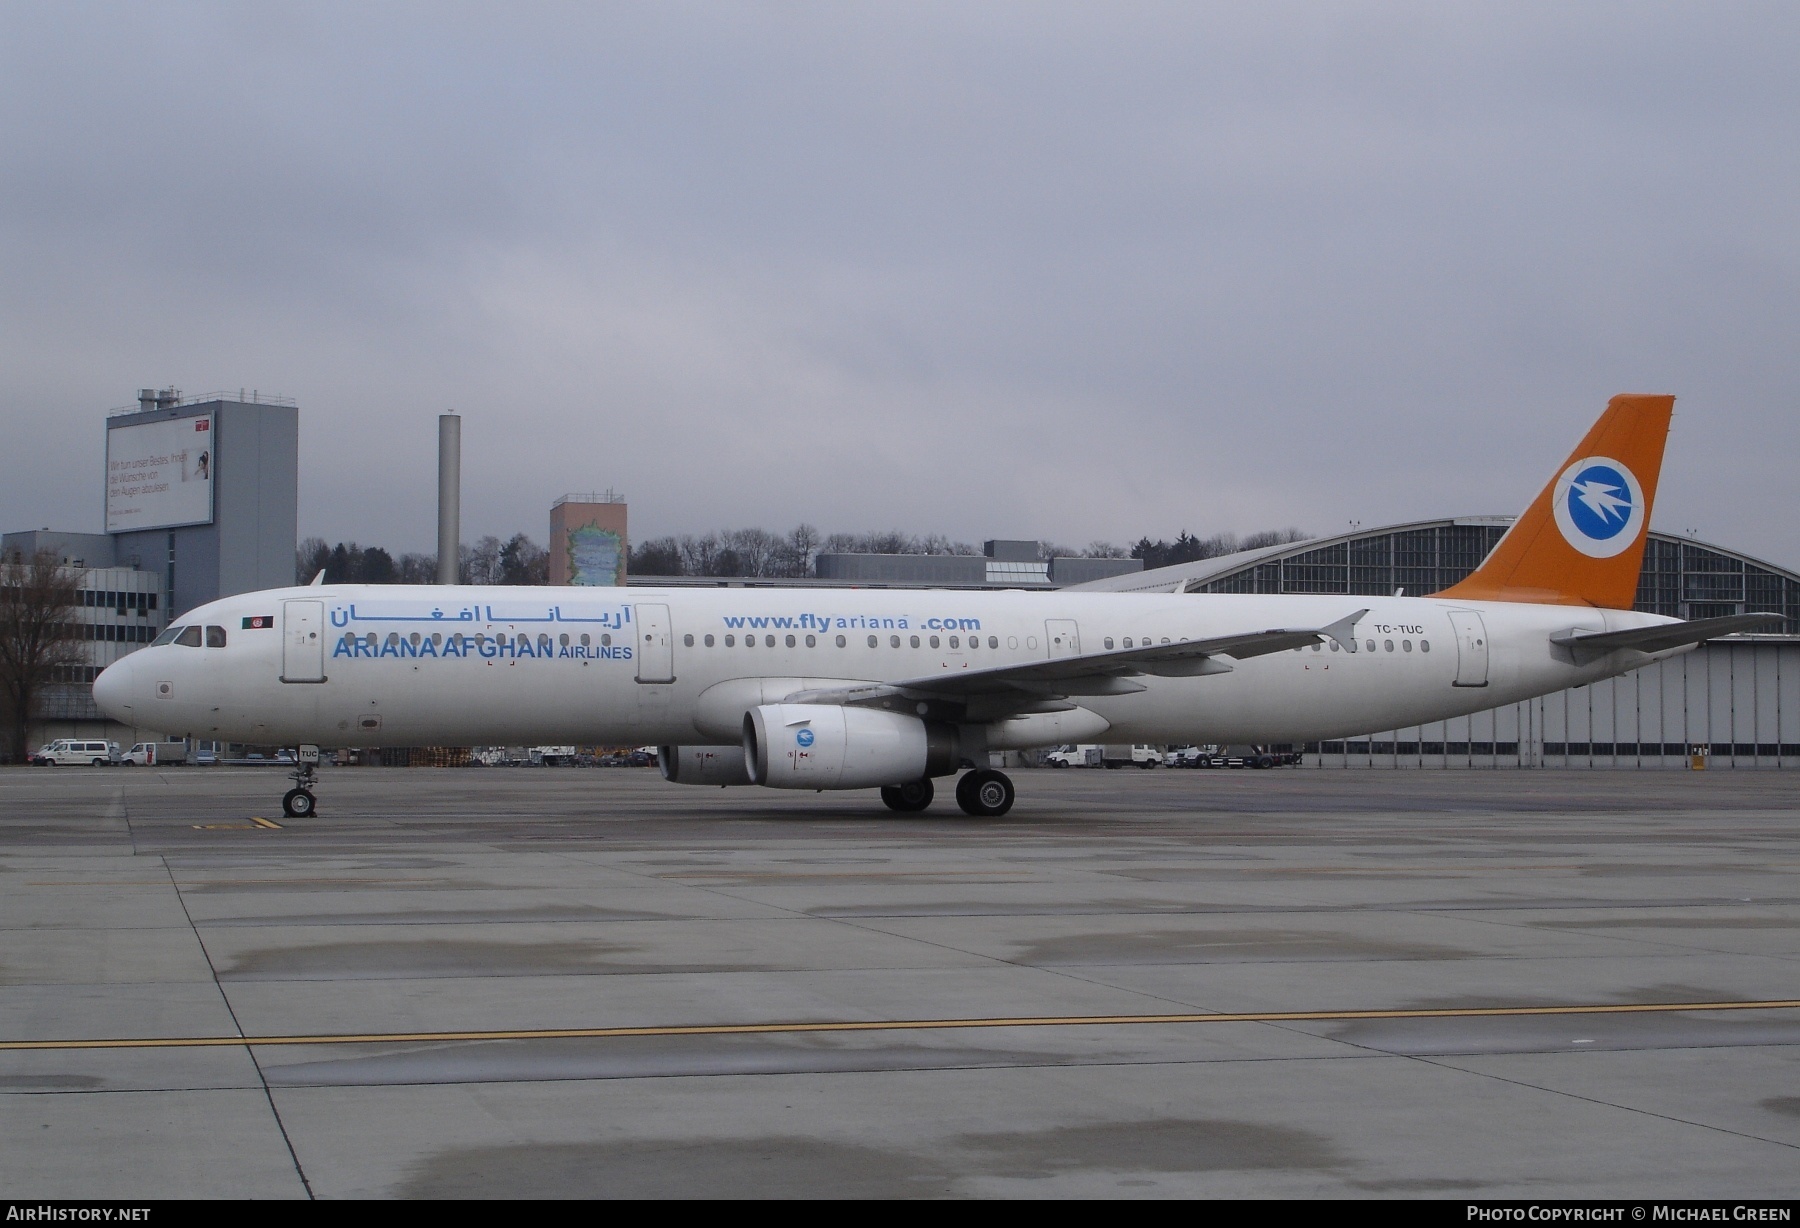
[1550,613,1784,663]
[785,609,1368,719]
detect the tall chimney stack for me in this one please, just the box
[437,413,461,585]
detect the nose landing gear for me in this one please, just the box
[954,769,1015,817]
[282,783,315,818]
[280,745,321,818]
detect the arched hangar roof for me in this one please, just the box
[1070,518,1800,633]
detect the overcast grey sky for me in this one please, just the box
[3,2,1797,564]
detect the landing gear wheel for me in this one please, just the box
[880,779,935,813]
[282,789,315,818]
[955,769,1015,817]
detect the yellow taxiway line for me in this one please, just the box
[3,998,1798,1052]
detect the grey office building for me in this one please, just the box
[106,390,298,617]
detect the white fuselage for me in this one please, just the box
[94,584,1684,751]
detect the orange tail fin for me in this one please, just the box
[1435,394,1673,609]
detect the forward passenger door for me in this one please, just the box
[281,600,325,683]
[634,604,675,683]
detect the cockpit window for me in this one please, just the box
[174,626,203,648]
[151,626,182,647]
[205,625,227,648]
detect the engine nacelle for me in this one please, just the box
[744,704,962,789]
[659,745,755,786]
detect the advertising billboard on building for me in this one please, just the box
[550,495,628,586]
[105,413,215,533]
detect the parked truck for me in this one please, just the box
[1100,744,1162,769]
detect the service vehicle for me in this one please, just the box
[1101,744,1162,769]
[32,739,120,766]
[1044,744,1100,768]
[121,741,187,766]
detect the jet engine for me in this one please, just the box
[744,703,963,789]
[659,745,755,786]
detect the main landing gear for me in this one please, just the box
[880,779,934,812]
[880,770,1015,817]
[955,769,1015,817]
[280,746,322,818]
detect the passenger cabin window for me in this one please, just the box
[683,634,694,647]
[930,635,940,648]
[704,634,715,647]
[805,634,816,647]
[174,626,202,648]
[836,634,847,647]
[765,635,776,648]
[949,635,960,648]
[1104,638,1114,650]
[787,634,797,648]
[867,635,878,648]
[1123,637,1132,648]
[725,634,735,647]
[889,634,901,648]
[151,626,182,647]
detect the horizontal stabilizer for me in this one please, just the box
[1550,613,1783,661]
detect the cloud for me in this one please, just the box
[2,2,1797,562]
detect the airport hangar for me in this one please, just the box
[1070,519,1800,771]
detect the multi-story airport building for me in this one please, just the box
[3,389,298,753]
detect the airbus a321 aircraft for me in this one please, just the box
[92,394,1777,819]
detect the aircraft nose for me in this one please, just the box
[92,657,134,720]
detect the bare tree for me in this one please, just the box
[721,527,780,577]
[0,549,85,764]
[460,536,504,585]
[498,534,549,585]
[1083,540,1128,558]
[630,537,685,576]
[1240,527,1309,550]
[296,536,331,584]
[396,553,437,584]
[678,533,723,576]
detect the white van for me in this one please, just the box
[122,741,187,766]
[32,740,119,766]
